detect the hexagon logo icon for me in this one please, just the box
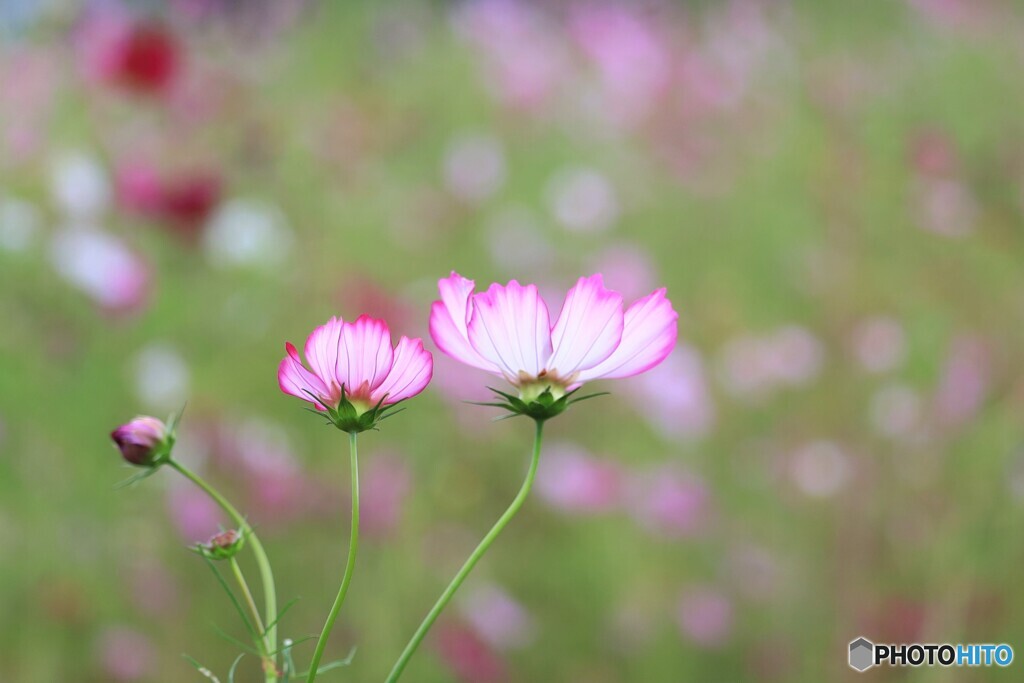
[849,637,875,672]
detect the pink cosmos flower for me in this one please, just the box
[429,272,677,402]
[278,315,432,427]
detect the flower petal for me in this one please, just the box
[303,316,344,387]
[338,314,395,393]
[278,342,331,407]
[577,288,677,381]
[429,272,498,372]
[372,336,433,404]
[467,280,553,377]
[546,274,624,376]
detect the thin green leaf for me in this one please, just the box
[269,634,316,655]
[167,403,187,434]
[291,647,357,678]
[113,467,159,490]
[281,639,297,679]
[380,397,407,412]
[182,654,221,682]
[201,557,260,643]
[227,654,245,683]
[567,391,610,405]
[210,622,261,656]
[377,407,407,421]
[486,386,520,401]
[466,401,516,409]
[261,597,299,635]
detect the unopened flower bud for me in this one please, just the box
[111,416,171,467]
[196,528,245,561]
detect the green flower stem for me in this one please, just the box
[385,420,545,683]
[306,431,361,683]
[230,557,275,671]
[169,459,279,682]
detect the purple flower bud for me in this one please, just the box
[110,416,168,467]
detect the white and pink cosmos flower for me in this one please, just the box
[429,272,677,401]
[278,315,433,416]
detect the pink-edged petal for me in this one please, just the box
[467,280,553,377]
[546,274,624,376]
[278,342,332,407]
[338,314,395,393]
[372,336,433,404]
[429,272,497,372]
[303,316,344,389]
[577,288,678,381]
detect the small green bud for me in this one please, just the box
[195,528,245,561]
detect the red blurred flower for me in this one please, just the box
[115,24,181,94]
[115,161,222,240]
[79,13,182,97]
[434,622,507,683]
[158,173,222,234]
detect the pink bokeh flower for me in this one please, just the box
[536,442,623,514]
[626,466,712,539]
[278,315,432,430]
[360,452,413,538]
[623,345,715,440]
[50,228,151,315]
[461,583,535,650]
[452,0,567,113]
[166,482,224,543]
[96,627,156,682]
[934,335,991,431]
[429,272,677,404]
[676,587,734,649]
[569,2,672,129]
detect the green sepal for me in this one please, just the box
[300,387,409,434]
[474,386,609,422]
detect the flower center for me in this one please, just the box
[321,380,374,415]
[515,369,574,403]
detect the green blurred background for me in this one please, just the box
[2,0,1024,681]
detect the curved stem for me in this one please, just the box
[169,459,279,682]
[306,431,361,683]
[230,557,275,671]
[385,420,545,683]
